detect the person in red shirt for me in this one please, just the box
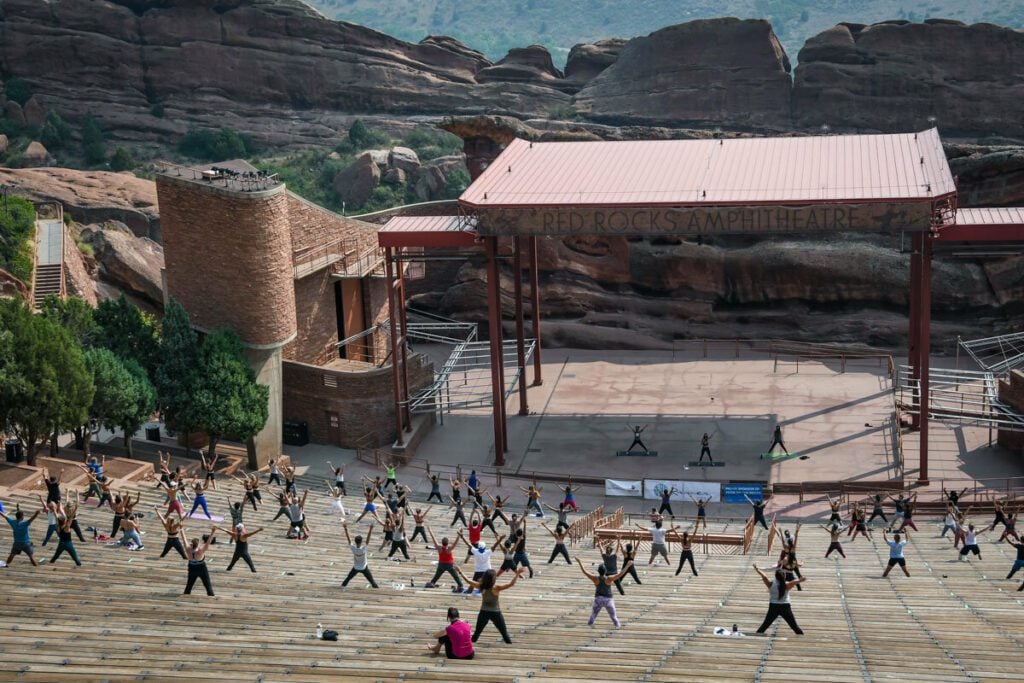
[463,510,484,562]
[427,607,474,659]
[425,527,464,592]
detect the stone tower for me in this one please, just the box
[156,163,297,467]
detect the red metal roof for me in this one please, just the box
[956,207,1024,225]
[378,215,479,248]
[936,207,1024,242]
[459,128,955,208]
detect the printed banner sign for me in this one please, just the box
[723,483,764,504]
[644,480,721,502]
[605,479,643,497]
[643,480,686,501]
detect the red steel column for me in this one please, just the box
[397,251,412,432]
[528,236,543,386]
[917,234,933,484]
[908,233,922,429]
[485,237,506,466]
[384,247,405,446]
[513,237,529,416]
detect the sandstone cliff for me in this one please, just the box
[794,20,1024,138]
[3,2,1024,147]
[574,19,793,129]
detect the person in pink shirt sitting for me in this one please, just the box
[427,607,475,660]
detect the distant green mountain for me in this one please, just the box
[303,0,1024,66]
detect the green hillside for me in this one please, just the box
[305,0,1024,65]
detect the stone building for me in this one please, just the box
[156,161,432,466]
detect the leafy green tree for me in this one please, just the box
[347,119,388,150]
[81,116,107,165]
[192,329,268,458]
[40,111,72,150]
[178,127,248,162]
[39,294,98,348]
[155,298,203,452]
[0,298,94,465]
[109,146,135,172]
[84,348,156,458]
[95,295,160,377]
[443,168,471,199]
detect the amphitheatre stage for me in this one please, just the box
[416,345,903,488]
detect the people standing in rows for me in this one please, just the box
[576,556,633,629]
[958,523,987,562]
[753,564,805,634]
[326,461,346,495]
[822,523,847,559]
[674,523,699,577]
[657,486,677,518]
[341,521,378,588]
[541,522,571,564]
[218,523,263,572]
[199,451,219,491]
[745,494,769,530]
[689,494,710,530]
[425,527,463,591]
[866,494,888,526]
[182,526,217,596]
[455,566,523,644]
[520,484,544,517]
[156,508,187,560]
[427,475,444,503]
[882,530,910,578]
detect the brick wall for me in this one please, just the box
[282,355,435,448]
[157,177,297,347]
[285,270,338,364]
[287,192,379,255]
[998,369,1024,455]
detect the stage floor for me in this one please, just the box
[418,348,902,485]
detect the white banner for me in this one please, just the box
[644,480,686,501]
[681,481,721,503]
[605,479,643,497]
[643,480,721,503]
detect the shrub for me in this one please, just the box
[402,128,462,161]
[40,111,72,150]
[178,127,248,162]
[347,119,389,150]
[81,116,106,165]
[109,146,135,172]
[0,195,36,282]
[4,77,32,106]
[443,168,471,199]
[150,103,165,118]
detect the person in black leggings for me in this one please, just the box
[675,527,698,577]
[866,494,888,526]
[156,509,187,560]
[512,526,534,578]
[426,528,463,590]
[658,487,677,518]
[182,527,217,596]
[219,524,263,572]
[620,539,641,588]
[541,522,571,564]
[745,495,769,530]
[455,567,523,644]
[753,565,805,634]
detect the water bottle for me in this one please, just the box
[732,623,738,633]
[316,623,323,639]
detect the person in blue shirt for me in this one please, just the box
[3,506,41,567]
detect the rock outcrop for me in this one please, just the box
[794,20,1024,137]
[564,39,627,85]
[332,153,381,207]
[0,167,159,239]
[0,268,30,302]
[476,45,575,93]
[20,141,51,167]
[574,19,793,129]
[79,221,164,308]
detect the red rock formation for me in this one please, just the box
[794,20,1024,137]
[574,19,792,129]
